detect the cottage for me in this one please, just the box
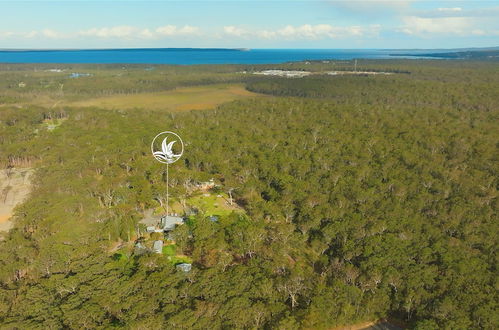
[152,240,163,254]
[176,263,192,272]
[134,242,147,255]
[161,215,184,231]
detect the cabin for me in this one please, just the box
[152,240,163,254]
[176,263,192,272]
[161,215,184,231]
[134,242,147,255]
[18,82,26,88]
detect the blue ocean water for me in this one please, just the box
[0,48,441,65]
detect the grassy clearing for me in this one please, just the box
[163,244,192,264]
[169,255,193,265]
[163,244,177,256]
[187,192,242,216]
[64,84,263,111]
[150,192,243,217]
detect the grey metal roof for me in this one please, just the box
[161,216,184,231]
[176,263,192,272]
[152,240,163,254]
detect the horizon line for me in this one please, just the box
[0,46,498,52]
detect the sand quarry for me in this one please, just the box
[0,168,33,233]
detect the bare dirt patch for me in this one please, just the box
[0,168,33,232]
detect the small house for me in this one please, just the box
[134,242,147,255]
[161,215,184,231]
[146,226,156,233]
[152,240,163,254]
[176,263,192,272]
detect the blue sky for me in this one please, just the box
[0,1,498,49]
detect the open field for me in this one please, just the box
[141,191,243,225]
[186,192,242,216]
[0,82,264,111]
[64,84,262,111]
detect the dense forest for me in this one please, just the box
[0,59,497,329]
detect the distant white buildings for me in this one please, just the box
[253,70,311,78]
[252,69,394,78]
[69,73,92,78]
[326,71,393,76]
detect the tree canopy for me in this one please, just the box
[0,59,497,329]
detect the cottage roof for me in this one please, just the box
[176,263,192,272]
[161,216,184,231]
[152,240,163,254]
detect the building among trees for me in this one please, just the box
[152,240,163,254]
[160,215,184,231]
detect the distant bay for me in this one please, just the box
[0,48,451,64]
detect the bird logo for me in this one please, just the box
[151,131,184,164]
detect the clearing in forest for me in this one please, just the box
[65,84,263,111]
[0,168,33,233]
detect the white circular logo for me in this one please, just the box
[151,131,184,164]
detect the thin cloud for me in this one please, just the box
[415,6,499,19]
[437,7,462,12]
[76,25,201,39]
[156,25,200,37]
[0,25,202,40]
[79,26,139,38]
[0,29,64,39]
[223,26,248,37]
[399,16,469,36]
[326,0,413,19]
[224,24,379,40]
[41,29,64,39]
[139,29,155,39]
[398,16,499,37]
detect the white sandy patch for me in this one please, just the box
[0,168,33,232]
